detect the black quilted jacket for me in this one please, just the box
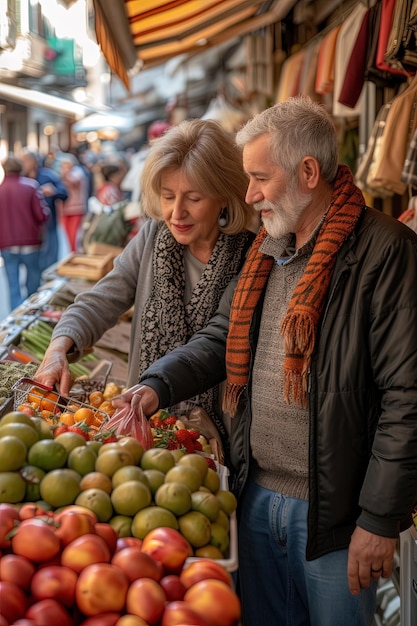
[141,207,417,560]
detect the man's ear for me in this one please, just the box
[299,156,320,190]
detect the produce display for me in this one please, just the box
[0,410,237,567]
[12,379,122,438]
[0,503,241,625]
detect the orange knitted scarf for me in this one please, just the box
[223,164,365,415]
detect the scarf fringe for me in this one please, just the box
[281,312,317,356]
[283,361,310,409]
[222,382,246,417]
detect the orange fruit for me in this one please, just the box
[98,401,116,417]
[74,407,95,426]
[17,404,32,413]
[27,386,44,408]
[40,410,54,422]
[40,391,59,412]
[91,415,105,429]
[60,411,76,426]
[88,391,104,408]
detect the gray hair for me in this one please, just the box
[141,118,255,234]
[236,96,339,185]
[2,156,22,174]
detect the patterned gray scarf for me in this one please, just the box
[140,222,252,441]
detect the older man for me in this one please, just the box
[110,97,417,625]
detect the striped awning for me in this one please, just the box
[92,0,297,89]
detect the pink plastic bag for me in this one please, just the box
[101,401,154,450]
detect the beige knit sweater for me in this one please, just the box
[250,232,317,501]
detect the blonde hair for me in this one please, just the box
[141,118,254,234]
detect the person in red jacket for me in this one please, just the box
[0,156,49,311]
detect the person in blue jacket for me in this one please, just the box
[22,149,68,271]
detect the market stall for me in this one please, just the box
[0,253,242,625]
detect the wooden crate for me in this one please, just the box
[57,253,114,281]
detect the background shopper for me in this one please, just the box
[21,149,68,271]
[58,153,88,252]
[0,156,49,310]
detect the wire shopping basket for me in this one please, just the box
[12,377,110,434]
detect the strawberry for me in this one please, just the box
[102,435,118,444]
[100,429,119,444]
[175,430,193,444]
[53,424,68,438]
[68,422,90,441]
[187,430,201,441]
[163,416,177,426]
[193,440,203,451]
[205,457,217,471]
[175,430,194,453]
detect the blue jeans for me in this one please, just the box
[2,249,42,310]
[39,218,59,272]
[237,480,377,626]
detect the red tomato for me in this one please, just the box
[12,518,61,563]
[0,503,20,548]
[54,510,96,546]
[0,553,35,590]
[75,563,128,616]
[114,536,142,552]
[0,580,27,622]
[94,523,118,554]
[78,613,121,626]
[30,565,78,607]
[18,503,48,520]
[25,598,72,626]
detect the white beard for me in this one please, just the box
[256,186,313,240]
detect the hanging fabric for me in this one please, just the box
[384,0,417,72]
[315,25,342,95]
[332,2,368,117]
[275,48,306,103]
[299,41,322,101]
[376,0,413,78]
[401,127,417,186]
[367,73,417,195]
[355,100,394,197]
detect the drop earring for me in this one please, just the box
[218,207,228,227]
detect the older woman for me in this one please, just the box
[35,119,257,445]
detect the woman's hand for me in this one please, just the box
[112,384,159,417]
[34,337,74,396]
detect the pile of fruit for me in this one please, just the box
[0,504,241,625]
[13,381,123,440]
[150,410,213,455]
[0,410,237,564]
